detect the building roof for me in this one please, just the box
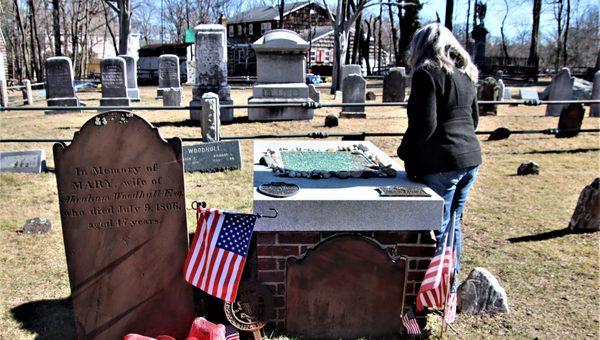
[228,1,328,24]
[299,26,334,42]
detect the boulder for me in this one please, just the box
[366,91,376,101]
[324,114,339,128]
[568,178,600,232]
[22,217,52,234]
[517,161,539,175]
[572,77,592,100]
[488,127,511,141]
[458,267,509,314]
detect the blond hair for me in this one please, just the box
[409,23,479,83]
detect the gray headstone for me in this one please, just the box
[100,57,130,107]
[383,67,406,102]
[119,55,140,101]
[22,79,33,105]
[192,25,233,123]
[163,88,182,106]
[158,54,181,95]
[497,79,506,100]
[308,84,320,102]
[519,88,539,101]
[568,178,599,232]
[556,103,584,138]
[0,149,46,173]
[44,57,80,113]
[340,64,362,90]
[0,54,7,107]
[458,267,509,314]
[502,86,511,100]
[22,217,52,234]
[340,74,366,118]
[545,68,573,116]
[590,71,600,117]
[478,77,500,116]
[183,141,242,172]
[201,92,220,142]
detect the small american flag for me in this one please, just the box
[416,214,457,311]
[184,208,257,302]
[225,325,240,340]
[401,306,421,335]
[444,292,458,324]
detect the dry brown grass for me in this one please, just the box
[0,84,599,339]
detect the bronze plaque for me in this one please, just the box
[53,111,194,339]
[286,236,407,338]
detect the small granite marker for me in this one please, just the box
[308,84,320,103]
[0,150,46,173]
[53,111,194,339]
[519,88,539,101]
[556,103,584,138]
[100,57,130,107]
[163,87,182,106]
[45,57,80,114]
[183,140,242,172]
[157,54,181,97]
[340,74,366,118]
[22,217,52,234]
[22,79,34,105]
[458,267,509,314]
[119,54,141,101]
[383,67,406,102]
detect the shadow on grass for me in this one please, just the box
[512,148,600,155]
[11,297,76,339]
[508,227,598,243]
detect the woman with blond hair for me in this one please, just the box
[398,23,481,281]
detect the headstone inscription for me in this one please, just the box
[0,54,7,107]
[0,150,46,173]
[340,74,366,118]
[119,55,141,101]
[183,140,242,172]
[45,57,80,114]
[383,67,406,102]
[53,111,194,339]
[100,57,131,107]
[543,68,573,116]
[191,25,234,123]
[157,54,181,97]
[591,71,600,117]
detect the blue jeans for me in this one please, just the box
[421,165,479,280]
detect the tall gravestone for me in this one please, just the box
[383,67,406,102]
[478,77,500,116]
[100,57,130,107]
[53,111,194,339]
[190,24,233,123]
[543,68,573,117]
[340,74,366,118]
[0,54,7,107]
[45,57,80,114]
[248,30,314,121]
[340,64,362,91]
[119,55,141,101]
[157,55,181,97]
[590,71,600,117]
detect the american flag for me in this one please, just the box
[416,214,457,311]
[225,325,240,340]
[184,208,257,302]
[401,306,421,335]
[444,292,458,324]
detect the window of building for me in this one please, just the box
[325,50,331,62]
[249,24,254,36]
[261,22,272,34]
[237,24,243,36]
[228,25,234,37]
[310,50,316,63]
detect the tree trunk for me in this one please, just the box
[118,0,131,55]
[562,0,570,66]
[279,0,285,29]
[13,0,30,80]
[102,1,119,56]
[351,12,362,64]
[27,0,41,80]
[377,3,382,74]
[52,0,62,56]
[398,0,421,67]
[465,0,471,46]
[500,0,510,60]
[361,19,372,75]
[554,0,563,72]
[444,0,454,32]
[528,0,541,69]
[387,2,398,65]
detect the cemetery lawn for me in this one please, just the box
[1,84,599,339]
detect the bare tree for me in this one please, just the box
[104,0,131,55]
[562,0,570,66]
[444,0,453,32]
[500,0,510,60]
[528,0,541,69]
[553,0,564,71]
[52,0,62,56]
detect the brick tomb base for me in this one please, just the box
[253,231,435,335]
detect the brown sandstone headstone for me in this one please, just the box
[556,103,584,138]
[53,111,194,339]
[568,178,600,232]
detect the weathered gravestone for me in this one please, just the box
[308,84,320,103]
[519,88,539,101]
[542,68,573,116]
[157,54,181,97]
[340,64,361,90]
[53,111,194,339]
[495,70,505,100]
[556,103,584,138]
[183,140,242,172]
[45,57,80,114]
[200,92,220,142]
[0,149,46,173]
[163,88,182,106]
[0,53,7,107]
[22,79,33,105]
[383,67,406,102]
[191,25,233,123]
[478,77,500,116]
[590,71,600,117]
[340,74,366,118]
[119,55,141,101]
[100,57,131,107]
[503,87,512,100]
[458,267,509,314]
[568,177,599,232]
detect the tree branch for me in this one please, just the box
[103,0,119,13]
